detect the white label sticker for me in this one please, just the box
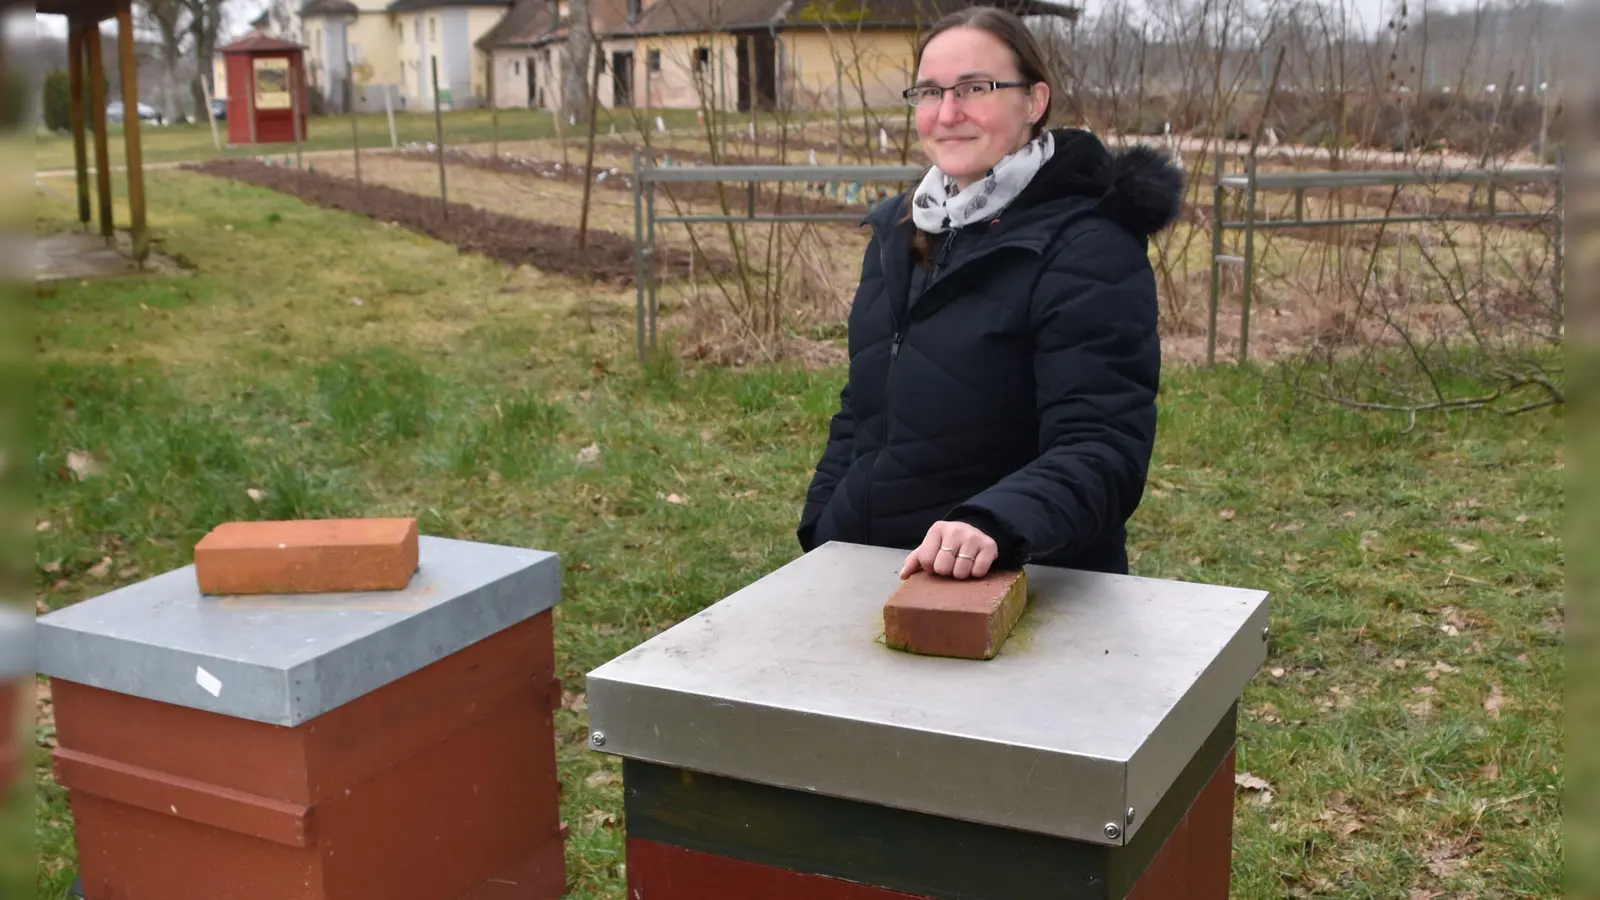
[196,666,223,697]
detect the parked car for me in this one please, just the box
[106,100,162,124]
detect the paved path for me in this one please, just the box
[35,232,139,281]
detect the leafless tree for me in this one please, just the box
[564,0,592,125]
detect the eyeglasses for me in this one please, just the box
[902,80,1032,107]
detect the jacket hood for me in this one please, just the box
[873,127,1186,239]
[1008,127,1186,238]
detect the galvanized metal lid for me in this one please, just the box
[0,607,34,679]
[586,541,1269,846]
[36,536,559,726]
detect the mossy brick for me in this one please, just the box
[193,518,419,595]
[883,569,1029,660]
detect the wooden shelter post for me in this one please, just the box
[116,0,148,261]
[68,21,91,229]
[86,24,113,239]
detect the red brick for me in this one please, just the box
[193,518,419,595]
[882,570,1028,660]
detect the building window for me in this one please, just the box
[648,49,661,72]
[695,47,710,72]
[627,0,641,19]
[513,60,522,75]
[429,17,437,40]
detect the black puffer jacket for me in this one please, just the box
[797,127,1184,575]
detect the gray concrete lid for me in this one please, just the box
[36,535,560,726]
[586,541,1270,846]
[0,607,34,679]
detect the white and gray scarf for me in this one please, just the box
[910,130,1055,233]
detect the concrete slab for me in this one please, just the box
[34,232,139,282]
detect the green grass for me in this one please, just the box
[34,105,766,172]
[31,169,1563,898]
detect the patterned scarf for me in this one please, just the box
[910,130,1055,233]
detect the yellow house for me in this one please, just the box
[478,0,632,110]
[602,0,1079,114]
[298,0,409,112]
[384,0,512,109]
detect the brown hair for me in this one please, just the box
[900,7,1056,264]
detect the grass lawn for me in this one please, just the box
[33,105,765,172]
[32,168,1563,899]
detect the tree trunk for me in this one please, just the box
[139,0,189,122]
[563,0,591,125]
[183,0,223,120]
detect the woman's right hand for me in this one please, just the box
[899,520,999,580]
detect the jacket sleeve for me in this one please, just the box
[947,222,1160,565]
[797,381,856,551]
[798,225,885,551]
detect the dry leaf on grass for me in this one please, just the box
[1484,684,1504,719]
[1235,771,1274,806]
[1219,508,1236,521]
[582,809,619,832]
[246,488,265,503]
[1425,661,1460,680]
[1450,539,1480,554]
[86,557,112,579]
[1479,762,1500,781]
[576,443,602,465]
[1248,702,1281,724]
[66,450,103,480]
[584,770,622,789]
[1423,837,1477,877]
[560,691,587,713]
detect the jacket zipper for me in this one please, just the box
[854,226,1042,543]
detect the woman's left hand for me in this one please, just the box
[899,521,999,580]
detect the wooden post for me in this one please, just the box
[86,24,113,240]
[489,60,499,158]
[291,63,304,170]
[385,83,398,148]
[200,70,222,152]
[432,56,448,220]
[246,59,258,147]
[348,77,361,187]
[577,35,602,256]
[116,0,148,262]
[834,56,844,164]
[67,21,90,230]
[555,103,568,166]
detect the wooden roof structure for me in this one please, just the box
[37,0,152,262]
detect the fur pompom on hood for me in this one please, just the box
[1009,127,1186,238]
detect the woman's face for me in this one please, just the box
[913,26,1050,189]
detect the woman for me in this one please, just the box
[797,7,1183,581]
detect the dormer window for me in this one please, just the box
[627,0,641,19]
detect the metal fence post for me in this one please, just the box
[1239,155,1258,365]
[634,149,647,361]
[1207,147,1224,367]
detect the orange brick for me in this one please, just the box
[194,518,419,595]
[883,569,1028,660]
